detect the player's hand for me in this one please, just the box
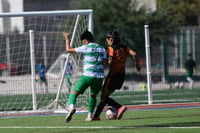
[136,64,141,72]
[63,32,70,40]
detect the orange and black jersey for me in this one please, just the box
[106,45,130,76]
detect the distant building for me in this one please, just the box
[131,0,156,13]
[0,0,71,33]
[0,0,23,33]
[136,0,156,12]
[0,0,156,34]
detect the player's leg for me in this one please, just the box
[108,71,127,120]
[187,77,194,89]
[39,77,43,93]
[65,106,76,123]
[93,77,112,120]
[66,75,89,123]
[93,71,126,120]
[85,77,103,121]
[65,74,72,86]
[106,97,121,109]
[186,71,194,89]
[94,72,124,104]
[106,97,127,119]
[65,90,77,123]
[44,77,48,93]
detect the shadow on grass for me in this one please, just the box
[150,121,200,127]
[130,113,200,120]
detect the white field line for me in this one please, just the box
[0,126,200,129]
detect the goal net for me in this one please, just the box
[0,10,93,115]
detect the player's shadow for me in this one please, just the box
[150,121,200,127]
[129,113,200,120]
[53,128,117,133]
[117,121,200,128]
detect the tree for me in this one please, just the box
[157,0,200,26]
[76,0,184,52]
[147,2,185,44]
[77,0,146,46]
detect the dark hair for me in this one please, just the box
[106,30,119,39]
[80,30,94,42]
[106,29,120,45]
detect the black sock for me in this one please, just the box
[106,97,121,109]
[93,102,106,118]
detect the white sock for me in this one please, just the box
[187,77,194,89]
[68,104,75,110]
[87,112,92,118]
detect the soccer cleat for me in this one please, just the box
[85,117,92,122]
[116,105,127,120]
[92,117,101,121]
[65,108,76,123]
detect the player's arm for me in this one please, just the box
[107,56,113,65]
[129,49,141,71]
[107,46,114,65]
[63,33,76,53]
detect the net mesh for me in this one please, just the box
[0,11,91,114]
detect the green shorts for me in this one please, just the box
[72,75,103,96]
[186,71,193,78]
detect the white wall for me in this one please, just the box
[0,0,24,33]
[135,0,156,13]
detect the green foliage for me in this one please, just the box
[157,0,200,26]
[76,0,185,49]
[147,3,184,44]
[77,0,146,50]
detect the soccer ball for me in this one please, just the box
[105,107,117,120]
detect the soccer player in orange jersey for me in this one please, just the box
[93,30,141,120]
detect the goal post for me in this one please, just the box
[54,14,81,109]
[29,30,37,111]
[0,9,93,114]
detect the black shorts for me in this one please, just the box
[40,77,46,82]
[104,71,125,90]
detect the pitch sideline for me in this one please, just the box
[0,126,200,129]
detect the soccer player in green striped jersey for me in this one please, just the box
[63,31,107,122]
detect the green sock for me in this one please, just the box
[88,96,96,113]
[68,93,76,105]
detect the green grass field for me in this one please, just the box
[0,107,200,133]
[1,87,200,111]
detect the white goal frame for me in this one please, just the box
[0,9,93,114]
[0,10,154,115]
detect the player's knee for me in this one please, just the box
[100,99,105,104]
[90,94,96,97]
[100,96,108,104]
[71,90,79,96]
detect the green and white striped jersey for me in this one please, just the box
[75,43,107,78]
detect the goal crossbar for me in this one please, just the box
[0,10,93,17]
